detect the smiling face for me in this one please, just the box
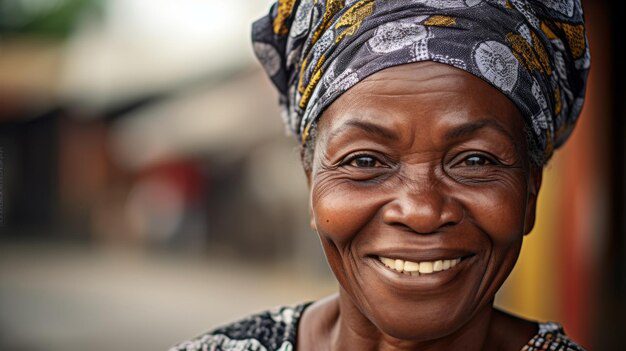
[307,61,542,341]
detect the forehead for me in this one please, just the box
[317,61,525,146]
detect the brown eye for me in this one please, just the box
[348,155,384,168]
[462,154,494,167]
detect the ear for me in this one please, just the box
[309,204,317,231]
[305,168,312,188]
[523,166,543,235]
[304,169,317,231]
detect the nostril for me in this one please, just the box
[386,217,465,236]
[389,221,440,235]
[441,221,458,229]
[381,194,463,234]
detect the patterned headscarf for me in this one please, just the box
[251,0,590,159]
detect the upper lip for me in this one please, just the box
[367,248,476,262]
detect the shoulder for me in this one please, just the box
[169,302,312,351]
[522,322,587,351]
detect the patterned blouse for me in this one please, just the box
[170,302,585,351]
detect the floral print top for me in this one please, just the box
[169,302,586,351]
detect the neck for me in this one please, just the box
[330,288,497,351]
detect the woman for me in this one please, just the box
[172,0,590,350]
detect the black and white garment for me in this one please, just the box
[169,303,310,351]
[169,302,586,351]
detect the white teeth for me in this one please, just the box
[395,259,404,271]
[380,257,395,268]
[403,261,419,272]
[419,261,433,274]
[378,256,464,275]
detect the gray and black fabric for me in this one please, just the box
[168,302,586,351]
[251,0,590,160]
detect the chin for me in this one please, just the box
[360,285,479,341]
[336,249,509,341]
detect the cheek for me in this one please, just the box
[310,178,391,294]
[311,178,387,245]
[454,176,529,246]
[449,174,529,303]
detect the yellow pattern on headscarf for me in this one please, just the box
[334,0,375,43]
[540,21,558,40]
[301,121,314,143]
[506,31,552,76]
[273,0,297,35]
[311,0,346,46]
[297,56,310,95]
[424,15,456,27]
[531,30,552,76]
[299,54,327,109]
[298,0,373,113]
[297,0,345,97]
[555,22,586,59]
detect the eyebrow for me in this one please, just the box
[444,119,514,141]
[327,117,514,145]
[330,119,400,141]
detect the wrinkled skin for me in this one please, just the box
[298,62,543,351]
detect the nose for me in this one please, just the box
[382,180,463,234]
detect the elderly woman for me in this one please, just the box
[172,0,590,350]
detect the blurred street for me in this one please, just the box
[0,241,336,351]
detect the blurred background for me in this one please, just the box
[0,0,623,350]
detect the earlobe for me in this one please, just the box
[523,166,543,235]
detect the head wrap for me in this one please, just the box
[251,0,590,159]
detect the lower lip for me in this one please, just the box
[364,255,475,292]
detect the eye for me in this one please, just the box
[458,154,497,167]
[345,154,386,168]
[446,151,508,183]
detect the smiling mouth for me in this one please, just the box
[377,256,464,276]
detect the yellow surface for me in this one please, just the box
[495,153,564,322]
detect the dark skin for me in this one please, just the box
[297,61,543,351]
